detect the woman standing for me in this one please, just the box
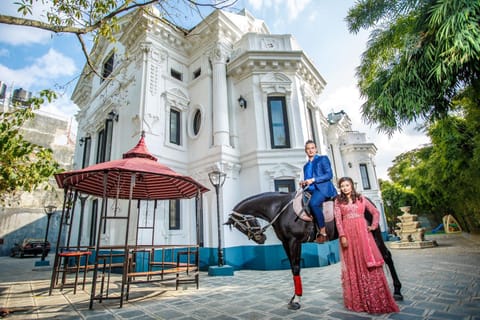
[334,177,399,314]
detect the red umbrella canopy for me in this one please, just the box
[55,135,209,200]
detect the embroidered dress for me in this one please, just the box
[334,197,400,314]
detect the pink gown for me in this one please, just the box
[334,196,400,314]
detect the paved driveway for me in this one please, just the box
[0,233,479,319]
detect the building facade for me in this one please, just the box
[0,84,74,256]
[70,7,385,269]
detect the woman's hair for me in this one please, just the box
[336,176,362,204]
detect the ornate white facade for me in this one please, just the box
[70,8,386,268]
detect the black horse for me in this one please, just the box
[225,191,403,310]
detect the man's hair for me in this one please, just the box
[305,139,316,148]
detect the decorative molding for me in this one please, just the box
[259,72,292,95]
[265,162,302,180]
[260,37,280,50]
[209,42,231,64]
[207,161,241,179]
[163,88,190,111]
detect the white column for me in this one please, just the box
[210,43,230,146]
[138,42,152,134]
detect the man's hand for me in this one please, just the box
[299,178,314,187]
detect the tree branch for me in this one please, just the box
[0,14,92,34]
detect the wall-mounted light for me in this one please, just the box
[108,110,119,121]
[79,136,90,146]
[348,162,352,168]
[238,96,247,109]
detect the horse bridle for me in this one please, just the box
[230,189,307,240]
[228,211,266,242]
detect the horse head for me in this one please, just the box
[225,212,267,244]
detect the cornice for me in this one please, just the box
[186,10,244,56]
[227,51,326,95]
[340,143,377,154]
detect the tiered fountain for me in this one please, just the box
[390,206,437,249]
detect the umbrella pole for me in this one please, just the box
[89,171,109,309]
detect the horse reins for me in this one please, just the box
[230,194,299,239]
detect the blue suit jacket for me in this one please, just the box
[303,154,337,198]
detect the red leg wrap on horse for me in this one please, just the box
[293,275,303,296]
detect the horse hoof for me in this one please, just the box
[394,293,404,301]
[288,302,301,310]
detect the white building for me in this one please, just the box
[70,7,385,269]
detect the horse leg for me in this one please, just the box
[373,229,403,300]
[383,249,403,301]
[282,239,303,310]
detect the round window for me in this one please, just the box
[193,109,201,135]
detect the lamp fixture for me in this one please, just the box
[108,110,119,121]
[238,96,247,109]
[208,170,227,267]
[348,162,352,168]
[41,204,56,262]
[79,136,90,146]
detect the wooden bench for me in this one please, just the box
[125,245,199,297]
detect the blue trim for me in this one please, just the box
[85,243,341,273]
[199,240,340,271]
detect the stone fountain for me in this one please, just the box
[390,206,437,249]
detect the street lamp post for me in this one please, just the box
[35,204,56,267]
[41,205,56,261]
[208,170,226,266]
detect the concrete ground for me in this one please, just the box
[0,232,479,319]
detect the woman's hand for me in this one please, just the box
[340,236,348,248]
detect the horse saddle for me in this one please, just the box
[292,189,313,222]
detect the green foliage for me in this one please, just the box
[347,0,480,135]
[381,87,480,231]
[0,91,61,204]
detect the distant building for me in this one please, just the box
[0,82,75,256]
[69,7,386,268]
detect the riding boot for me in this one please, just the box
[315,232,328,244]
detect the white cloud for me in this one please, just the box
[372,129,430,179]
[0,48,77,89]
[246,0,311,21]
[0,1,54,45]
[41,93,79,126]
[0,24,53,45]
[319,82,430,181]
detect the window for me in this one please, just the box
[170,109,181,145]
[267,96,290,148]
[170,68,183,81]
[193,68,201,79]
[193,109,201,135]
[359,164,371,190]
[169,199,180,230]
[89,200,98,246]
[96,119,113,163]
[274,179,295,192]
[81,137,91,168]
[307,107,318,145]
[104,120,113,161]
[102,53,114,81]
[96,129,105,164]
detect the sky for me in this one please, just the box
[0,0,430,180]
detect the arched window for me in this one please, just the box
[101,53,114,81]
